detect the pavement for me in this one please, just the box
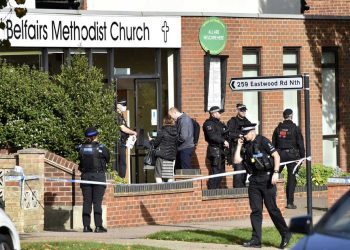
[20,196,328,250]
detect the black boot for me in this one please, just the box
[95,226,107,233]
[280,233,292,249]
[83,226,93,232]
[243,239,261,248]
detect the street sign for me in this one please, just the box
[229,75,303,91]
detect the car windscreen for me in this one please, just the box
[315,193,350,239]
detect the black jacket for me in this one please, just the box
[227,116,251,141]
[150,125,178,161]
[272,120,305,158]
[203,117,227,147]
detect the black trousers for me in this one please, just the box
[117,144,127,178]
[280,150,299,205]
[248,174,289,243]
[80,172,106,227]
[233,163,247,188]
[207,154,226,189]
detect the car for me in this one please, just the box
[290,189,350,250]
[0,207,20,250]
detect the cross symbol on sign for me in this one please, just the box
[161,21,169,43]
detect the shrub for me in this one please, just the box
[54,55,118,162]
[0,55,118,164]
[0,61,70,151]
[282,163,336,186]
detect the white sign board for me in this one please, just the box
[0,13,181,48]
[230,75,303,91]
[207,57,222,110]
[151,109,157,126]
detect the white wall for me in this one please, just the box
[8,0,35,8]
[87,0,301,15]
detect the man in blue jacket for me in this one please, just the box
[168,107,194,169]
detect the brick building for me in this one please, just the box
[1,0,349,185]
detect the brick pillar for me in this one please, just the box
[11,148,46,232]
[4,180,24,232]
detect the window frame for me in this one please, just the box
[242,47,262,135]
[321,47,339,168]
[283,47,301,124]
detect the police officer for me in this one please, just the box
[227,103,251,188]
[234,123,291,249]
[272,108,305,209]
[116,99,137,177]
[77,127,110,233]
[203,106,229,189]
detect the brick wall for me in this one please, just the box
[4,149,46,233]
[295,190,328,199]
[42,151,286,228]
[306,0,350,16]
[181,16,350,174]
[105,180,286,227]
[44,152,81,207]
[44,152,83,230]
[81,0,87,10]
[328,183,350,207]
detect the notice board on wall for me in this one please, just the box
[204,54,228,112]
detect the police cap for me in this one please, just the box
[283,108,293,118]
[117,99,127,106]
[236,103,247,112]
[241,123,256,135]
[85,127,99,137]
[209,106,223,114]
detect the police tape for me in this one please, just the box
[4,157,311,186]
[5,171,247,186]
[279,156,311,175]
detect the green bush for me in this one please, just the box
[0,61,70,151]
[281,163,336,186]
[0,55,118,164]
[54,55,118,162]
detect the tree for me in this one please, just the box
[0,0,27,48]
[0,55,118,163]
[0,61,71,153]
[54,54,118,161]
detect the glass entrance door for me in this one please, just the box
[132,79,159,183]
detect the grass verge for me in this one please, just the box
[146,227,304,248]
[22,241,169,250]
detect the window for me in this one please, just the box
[283,48,300,125]
[36,0,80,9]
[321,48,338,168]
[242,48,261,132]
[0,48,42,69]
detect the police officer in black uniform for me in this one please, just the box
[203,106,229,189]
[227,103,251,188]
[234,123,291,249]
[77,127,110,233]
[272,108,305,209]
[116,100,137,177]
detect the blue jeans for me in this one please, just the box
[175,147,194,169]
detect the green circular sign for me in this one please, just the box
[199,17,227,55]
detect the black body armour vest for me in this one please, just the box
[276,122,296,149]
[243,136,274,173]
[79,143,105,173]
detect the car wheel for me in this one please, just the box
[0,233,13,250]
